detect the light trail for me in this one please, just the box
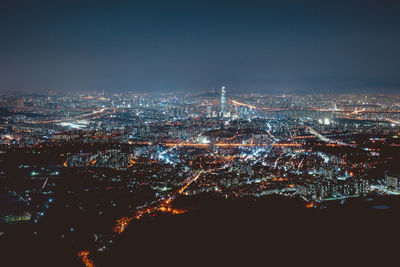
[29,108,115,124]
[231,100,256,109]
[308,127,356,147]
[178,172,202,194]
[41,177,48,190]
[112,170,203,235]
[78,251,95,267]
[298,158,304,171]
[163,142,301,148]
[79,156,228,266]
[308,127,330,142]
[266,123,275,140]
[231,101,400,114]
[385,118,400,125]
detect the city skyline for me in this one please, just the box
[2,88,400,267]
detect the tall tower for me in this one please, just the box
[220,86,226,117]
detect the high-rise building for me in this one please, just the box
[16,97,24,108]
[220,86,226,117]
[386,172,400,191]
[206,106,212,117]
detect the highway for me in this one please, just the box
[308,127,356,147]
[29,108,115,124]
[163,142,301,148]
[232,99,400,114]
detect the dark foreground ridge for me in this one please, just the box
[101,195,400,267]
[3,194,396,267]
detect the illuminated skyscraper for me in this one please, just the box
[220,86,226,117]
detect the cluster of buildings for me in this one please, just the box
[1,89,400,258]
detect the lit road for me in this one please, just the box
[231,100,256,109]
[178,172,202,194]
[232,99,400,114]
[308,127,356,147]
[385,118,400,125]
[163,142,301,148]
[29,108,115,124]
[79,169,206,266]
[111,169,208,236]
[308,127,330,142]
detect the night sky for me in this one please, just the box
[1,0,400,94]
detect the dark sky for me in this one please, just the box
[1,0,400,94]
